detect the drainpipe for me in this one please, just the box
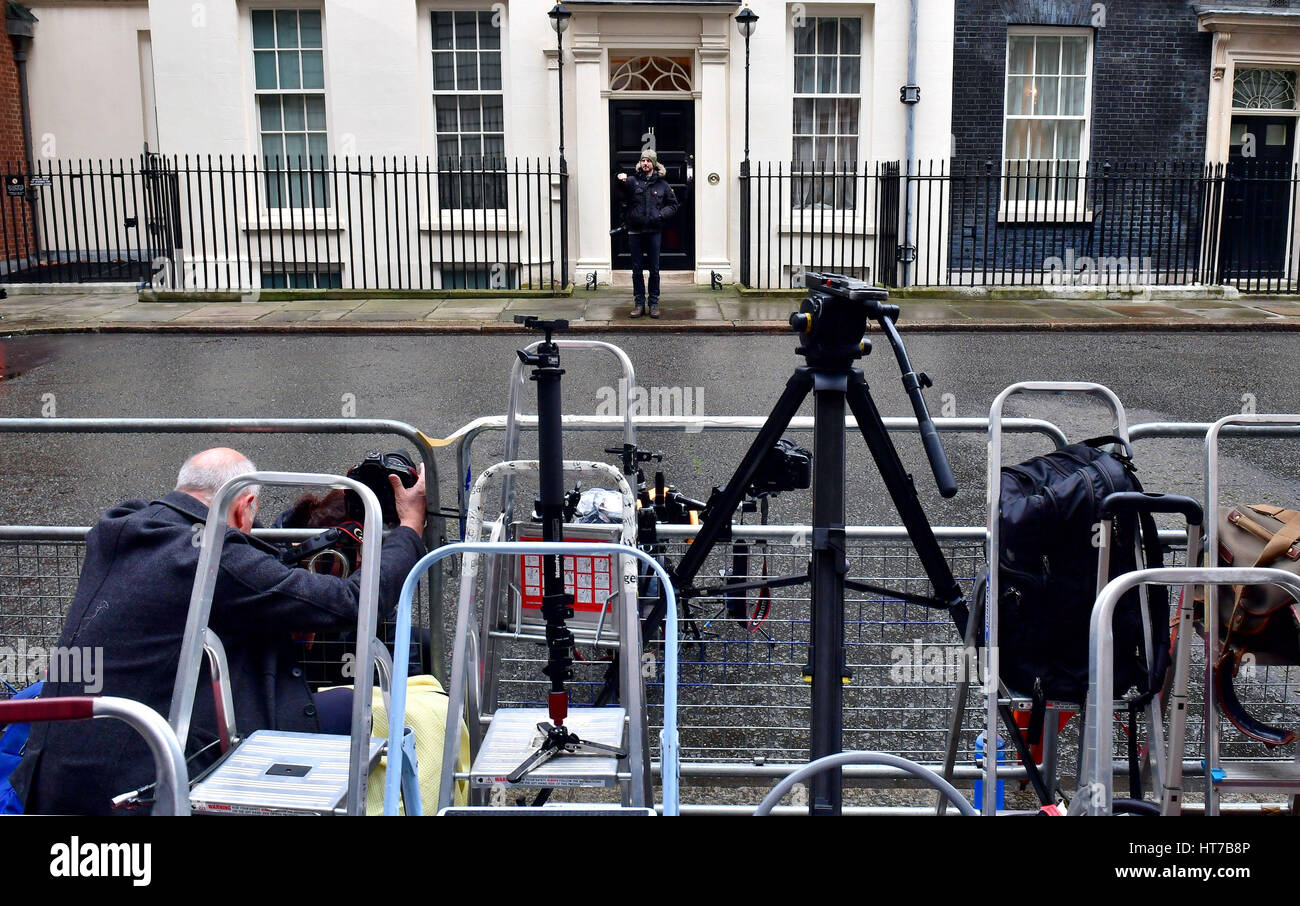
[7,3,40,261]
[900,0,920,286]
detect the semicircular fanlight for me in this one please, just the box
[610,56,692,92]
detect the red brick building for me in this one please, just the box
[2,2,35,267]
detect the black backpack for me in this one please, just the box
[987,437,1169,725]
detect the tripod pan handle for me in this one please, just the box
[920,418,958,499]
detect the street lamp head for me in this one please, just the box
[736,5,758,38]
[548,3,571,34]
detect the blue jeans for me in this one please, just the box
[628,230,662,304]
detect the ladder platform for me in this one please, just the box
[190,730,385,816]
[470,708,626,790]
[1208,760,1300,792]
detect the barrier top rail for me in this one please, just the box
[0,416,448,680]
[1082,566,1300,816]
[384,540,682,816]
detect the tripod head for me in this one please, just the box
[790,273,897,367]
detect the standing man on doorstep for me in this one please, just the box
[616,149,679,319]
[11,447,427,815]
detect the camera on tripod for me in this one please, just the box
[747,437,811,498]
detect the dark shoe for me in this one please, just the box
[648,301,660,319]
[629,301,646,318]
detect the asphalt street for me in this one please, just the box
[0,330,1297,529]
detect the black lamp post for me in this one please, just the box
[548,3,571,289]
[736,4,758,287]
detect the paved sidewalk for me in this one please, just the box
[3,285,1300,333]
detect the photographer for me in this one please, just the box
[615,149,678,319]
[11,447,427,815]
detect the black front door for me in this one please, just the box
[1219,115,1297,280]
[609,99,694,271]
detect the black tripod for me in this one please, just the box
[671,274,968,815]
[508,316,625,785]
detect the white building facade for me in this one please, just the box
[17,0,955,290]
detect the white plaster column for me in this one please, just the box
[696,36,732,284]
[571,37,612,285]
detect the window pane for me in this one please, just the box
[435,96,458,132]
[794,57,815,93]
[305,95,327,130]
[282,95,306,131]
[1034,37,1060,74]
[817,55,836,93]
[837,137,858,165]
[276,10,299,49]
[814,136,833,162]
[1061,36,1088,75]
[457,52,478,90]
[794,136,813,162]
[299,11,322,48]
[284,132,307,164]
[460,134,482,159]
[437,135,459,162]
[1027,120,1054,158]
[459,95,481,132]
[817,18,838,54]
[840,58,860,94]
[840,18,861,55]
[794,23,816,55]
[261,132,285,164]
[837,99,859,135]
[478,11,500,49]
[814,98,834,134]
[793,98,815,134]
[480,52,502,90]
[301,51,324,90]
[1007,36,1034,75]
[1061,76,1086,116]
[1006,75,1030,115]
[1004,120,1029,159]
[1056,120,1082,160]
[258,96,282,131]
[308,132,328,165]
[454,11,476,48]
[484,134,505,158]
[279,51,302,90]
[252,10,276,48]
[433,51,455,90]
[433,11,454,49]
[255,51,278,89]
[1035,76,1059,115]
[482,96,504,132]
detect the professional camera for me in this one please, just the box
[278,520,364,576]
[746,436,812,498]
[344,450,419,524]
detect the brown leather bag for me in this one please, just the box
[1212,504,1300,666]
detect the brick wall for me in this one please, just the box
[946,0,1213,279]
[1,30,35,265]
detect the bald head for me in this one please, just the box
[175,447,259,510]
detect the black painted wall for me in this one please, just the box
[944,1,1215,280]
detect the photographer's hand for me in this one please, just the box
[617,173,628,182]
[391,465,427,535]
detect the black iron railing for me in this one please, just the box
[0,154,569,292]
[740,159,1300,293]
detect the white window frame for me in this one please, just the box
[429,7,507,213]
[246,5,332,214]
[1000,26,1094,222]
[790,14,864,208]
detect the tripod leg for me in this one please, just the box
[809,376,848,816]
[844,373,964,610]
[672,369,813,589]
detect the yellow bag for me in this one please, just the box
[323,675,470,814]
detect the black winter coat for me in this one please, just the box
[618,171,679,232]
[10,490,426,815]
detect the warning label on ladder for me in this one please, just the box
[518,536,614,613]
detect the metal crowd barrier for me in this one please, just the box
[0,417,448,680]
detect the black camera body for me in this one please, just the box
[345,450,419,524]
[747,436,812,498]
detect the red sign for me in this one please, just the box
[519,536,614,614]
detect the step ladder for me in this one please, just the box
[382,463,682,815]
[167,471,420,816]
